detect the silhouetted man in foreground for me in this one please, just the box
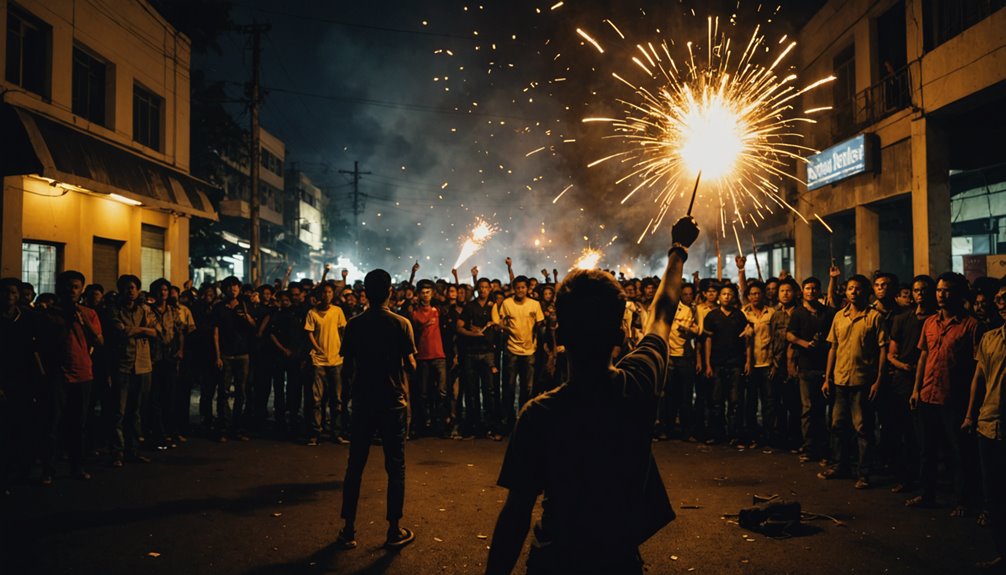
[485,216,700,575]
[336,269,417,550]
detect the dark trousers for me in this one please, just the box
[309,365,345,437]
[659,355,696,437]
[173,357,195,436]
[109,372,151,456]
[501,351,535,433]
[778,373,803,447]
[196,358,222,427]
[41,377,92,473]
[147,358,178,443]
[1,378,35,483]
[341,406,407,523]
[798,369,829,457]
[978,436,1006,556]
[263,357,292,426]
[710,366,741,440]
[831,384,874,478]
[415,358,448,433]
[746,366,776,441]
[462,351,496,434]
[219,355,250,431]
[917,401,965,504]
[885,372,918,485]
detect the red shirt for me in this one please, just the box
[411,305,446,361]
[65,306,102,383]
[917,311,978,405]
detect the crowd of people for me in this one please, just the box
[1,248,1004,569]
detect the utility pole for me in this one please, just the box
[338,161,370,261]
[237,21,270,286]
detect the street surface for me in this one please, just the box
[0,432,991,574]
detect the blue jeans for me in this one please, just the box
[831,384,874,477]
[501,351,535,433]
[462,351,496,434]
[415,358,448,433]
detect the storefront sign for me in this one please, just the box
[806,134,873,190]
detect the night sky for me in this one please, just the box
[198,0,824,279]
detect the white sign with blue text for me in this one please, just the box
[806,134,870,190]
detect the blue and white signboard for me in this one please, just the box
[806,134,873,190]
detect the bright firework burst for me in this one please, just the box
[453,217,499,269]
[582,16,835,243]
[572,248,604,270]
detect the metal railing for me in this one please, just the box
[830,63,913,142]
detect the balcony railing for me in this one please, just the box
[830,62,914,142]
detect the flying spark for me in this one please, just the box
[572,248,604,270]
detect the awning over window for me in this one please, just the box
[1,103,218,220]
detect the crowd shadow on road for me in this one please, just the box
[13,479,344,535]
[242,542,399,575]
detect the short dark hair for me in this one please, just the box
[416,279,435,291]
[847,274,871,290]
[802,276,821,289]
[936,271,967,296]
[149,278,170,294]
[220,276,241,290]
[512,275,529,288]
[556,269,625,353]
[744,279,765,297]
[779,277,800,294]
[116,274,142,292]
[56,270,86,291]
[364,269,393,304]
[699,278,718,292]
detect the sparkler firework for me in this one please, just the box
[453,217,500,269]
[582,16,835,243]
[572,248,604,270]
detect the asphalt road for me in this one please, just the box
[0,432,995,575]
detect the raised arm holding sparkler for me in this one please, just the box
[486,216,699,575]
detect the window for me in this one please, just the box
[261,148,284,177]
[22,241,61,295]
[831,44,857,140]
[133,83,163,151]
[72,45,109,126]
[5,4,51,98]
[140,224,166,290]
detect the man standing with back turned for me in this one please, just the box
[485,216,700,575]
[335,269,417,551]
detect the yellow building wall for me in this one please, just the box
[18,177,190,287]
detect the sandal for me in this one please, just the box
[335,528,357,550]
[854,477,870,490]
[816,467,849,480]
[977,510,992,528]
[384,527,415,550]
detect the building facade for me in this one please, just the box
[284,170,324,280]
[794,0,1006,281]
[1,0,216,294]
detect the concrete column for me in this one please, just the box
[856,205,880,275]
[1,177,25,278]
[910,117,952,275]
[794,216,813,282]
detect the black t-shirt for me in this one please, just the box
[497,334,675,568]
[703,307,749,368]
[460,299,495,354]
[341,306,417,409]
[889,308,931,367]
[212,300,255,356]
[786,302,836,372]
[440,301,461,359]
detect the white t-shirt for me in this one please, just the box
[305,305,348,366]
[493,296,544,356]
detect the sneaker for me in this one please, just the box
[333,435,350,445]
[854,477,871,490]
[816,467,850,480]
[306,437,319,447]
